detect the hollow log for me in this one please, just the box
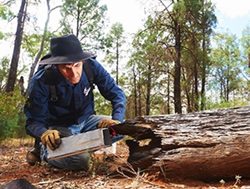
[130,106,250,180]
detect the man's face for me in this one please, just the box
[57,61,83,84]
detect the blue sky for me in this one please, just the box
[1,0,249,58]
[5,0,250,39]
[102,0,250,37]
[212,0,250,37]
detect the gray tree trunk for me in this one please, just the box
[5,0,27,92]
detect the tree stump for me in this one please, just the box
[131,106,250,180]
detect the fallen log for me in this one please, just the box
[128,106,250,180]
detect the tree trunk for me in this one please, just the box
[200,31,207,111]
[248,53,250,68]
[174,21,182,114]
[193,50,199,111]
[145,62,151,115]
[166,69,171,114]
[27,1,60,92]
[5,0,27,92]
[138,74,142,116]
[131,106,250,180]
[182,69,191,112]
[116,39,119,85]
[132,65,138,117]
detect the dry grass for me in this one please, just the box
[0,137,34,147]
[2,138,250,188]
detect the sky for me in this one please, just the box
[212,0,250,36]
[0,0,249,88]
[101,0,250,37]
[1,0,250,59]
[100,0,146,34]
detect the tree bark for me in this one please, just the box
[200,27,207,111]
[174,21,182,114]
[131,106,250,180]
[145,61,151,115]
[116,39,119,85]
[132,65,138,117]
[5,0,27,92]
[27,1,60,91]
[138,74,142,116]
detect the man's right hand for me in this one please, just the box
[41,130,61,150]
[98,119,120,128]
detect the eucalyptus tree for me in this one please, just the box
[154,0,216,113]
[241,26,250,69]
[181,0,216,112]
[25,0,60,90]
[59,0,107,50]
[5,0,28,92]
[103,22,125,85]
[155,0,189,113]
[240,26,250,99]
[0,2,14,90]
[127,52,143,117]
[199,0,216,110]
[210,33,241,102]
[128,16,167,116]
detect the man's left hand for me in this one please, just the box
[98,119,120,128]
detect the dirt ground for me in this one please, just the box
[0,138,250,189]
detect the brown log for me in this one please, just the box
[130,106,250,180]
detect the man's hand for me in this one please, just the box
[98,119,120,128]
[41,130,61,150]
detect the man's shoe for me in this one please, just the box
[26,148,41,166]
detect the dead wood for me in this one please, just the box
[127,106,250,180]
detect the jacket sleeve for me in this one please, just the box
[24,78,49,138]
[90,59,126,122]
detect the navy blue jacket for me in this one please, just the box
[25,58,126,138]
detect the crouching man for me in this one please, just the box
[24,34,126,170]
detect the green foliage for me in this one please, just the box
[93,91,112,116]
[60,0,107,49]
[0,0,248,122]
[0,57,28,91]
[22,32,54,58]
[210,32,242,101]
[103,22,125,84]
[0,89,26,139]
[104,22,125,60]
[0,1,14,40]
[0,2,14,21]
[126,15,173,116]
[240,26,250,71]
[241,26,250,55]
[206,98,248,110]
[23,34,44,57]
[0,57,9,89]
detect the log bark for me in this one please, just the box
[130,106,250,180]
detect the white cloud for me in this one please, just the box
[101,0,146,34]
[212,0,250,18]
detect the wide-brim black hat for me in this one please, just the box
[39,34,95,65]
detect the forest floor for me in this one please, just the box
[0,138,250,189]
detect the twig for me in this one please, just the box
[35,177,64,185]
[116,162,139,179]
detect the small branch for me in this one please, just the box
[35,177,64,185]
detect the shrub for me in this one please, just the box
[0,89,26,139]
[206,98,248,110]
